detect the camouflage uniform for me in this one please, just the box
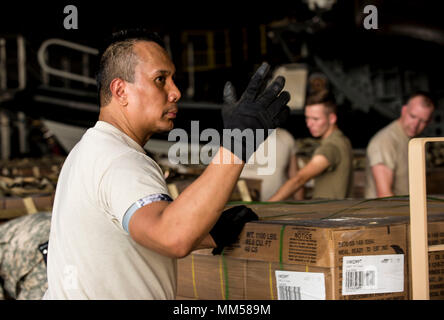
[0,212,51,300]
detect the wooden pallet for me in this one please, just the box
[409,137,444,299]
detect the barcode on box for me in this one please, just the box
[278,285,301,300]
[342,255,404,295]
[345,270,376,289]
[275,271,326,300]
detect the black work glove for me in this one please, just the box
[221,62,291,162]
[209,205,258,255]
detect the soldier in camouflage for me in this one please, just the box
[0,212,50,300]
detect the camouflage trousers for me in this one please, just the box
[0,212,51,300]
[0,259,48,300]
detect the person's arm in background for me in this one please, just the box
[371,163,394,197]
[129,63,290,258]
[366,133,396,198]
[269,154,329,202]
[288,154,305,200]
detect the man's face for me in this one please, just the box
[125,41,181,133]
[305,104,333,138]
[400,96,434,138]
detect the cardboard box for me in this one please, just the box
[178,198,444,300]
[178,252,336,300]
[178,246,407,300]
[408,217,444,300]
[223,217,408,269]
[178,214,409,300]
[177,251,246,300]
[244,260,335,300]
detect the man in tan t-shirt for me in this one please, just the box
[269,91,353,201]
[365,92,435,198]
[43,30,290,299]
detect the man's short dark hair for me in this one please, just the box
[406,90,436,109]
[305,90,337,115]
[96,29,165,107]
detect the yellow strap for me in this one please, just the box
[191,255,199,299]
[218,256,225,300]
[167,184,179,199]
[237,180,252,202]
[268,262,275,300]
[23,197,38,214]
[306,265,309,272]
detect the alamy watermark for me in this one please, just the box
[63,265,78,291]
[363,5,378,30]
[167,121,277,176]
[63,5,78,30]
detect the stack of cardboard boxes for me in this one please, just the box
[177,198,444,300]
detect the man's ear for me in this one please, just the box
[109,78,128,106]
[328,112,337,125]
[400,105,408,118]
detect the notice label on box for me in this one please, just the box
[342,254,404,295]
[275,270,325,300]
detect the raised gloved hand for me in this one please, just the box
[221,62,291,162]
[209,205,258,255]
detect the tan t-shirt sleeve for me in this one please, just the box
[99,152,170,227]
[314,142,340,171]
[367,136,396,170]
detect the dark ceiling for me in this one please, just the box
[1,1,443,41]
[2,0,444,148]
